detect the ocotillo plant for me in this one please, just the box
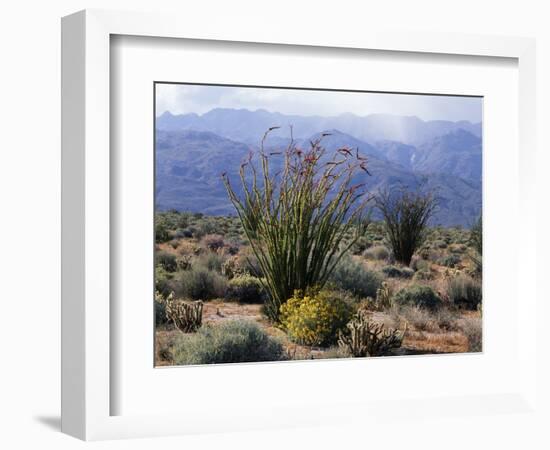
[222,128,371,322]
[375,186,436,266]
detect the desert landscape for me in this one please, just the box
[154,85,482,366]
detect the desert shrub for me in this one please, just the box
[381,265,414,279]
[196,220,223,239]
[176,255,192,271]
[174,228,186,238]
[235,248,264,278]
[413,269,434,281]
[175,228,193,238]
[156,250,177,272]
[438,254,461,268]
[202,234,225,252]
[461,316,482,352]
[350,236,370,255]
[470,216,482,255]
[186,226,200,239]
[434,240,447,249]
[173,320,285,365]
[155,266,174,297]
[450,244,467,254]
[329,257,382,298]
[223,242,240,255]
[174,267,227,300]
[374,187,437,266]
[338,314,406,357]
[469,216,483,274]
[447,276,482,310]
[196,252,226,273]
[398,305,437,332]
[155,222,170,243]
[223,132,371,322]
[393,285,442,310]
[225,274,266,303]
[374,282,393,310]
[436,308,460,332]
[280,290,353,347]
[154,291,169,326]
[363,245,390,261]
[410,255,430,272]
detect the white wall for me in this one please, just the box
[0,1,548,449]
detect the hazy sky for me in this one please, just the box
[156,84,482,123]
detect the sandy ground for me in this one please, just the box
[155,300,472,366]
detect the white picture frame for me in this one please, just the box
[61,9,538,441]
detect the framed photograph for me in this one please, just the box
[62,9,537,441]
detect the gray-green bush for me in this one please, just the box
[329,257,382,298]
[173,320,285,365]
[393,285,442,310]
[381,265,414,279]
[461,316,482,352]
[156,250,177,272]
[447,275,482,310]
[438,254,461,268]
[174,267,227,300]
[225,274,266,303]
[363,245,390,261]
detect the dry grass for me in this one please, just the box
[155,299,477,365]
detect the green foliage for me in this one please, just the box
[413,269,434,281]
[438,254,461,268]
[375,187,437,266]
[225,274,266,303]
[174,267,227,300]
[173,320,285,365]
[196,252,226,273]
[235,248,264,277]
[154,291,169,326]
[447,275,482,310]
[279,290,353,347]
[202,234,225,252]
[350,236,370,255]
[155,223,170,243]
[363,245,390,261]
[156,250,177,272]
[155,266,173,297]
[381,265,414,279]
[393,285,442,310]
[434,240,447,249]
[329,256,382,298]
[338,313,406,357]
[223,131,371,322]
[469,216,483,274]
[470,216,482,255]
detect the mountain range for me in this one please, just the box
[155,108,482,227]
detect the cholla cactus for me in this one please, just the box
[221,256,243,279]
[375,281,392,310]
[163,292,203,333]
[177,255,192,271]
[338,314,406,357]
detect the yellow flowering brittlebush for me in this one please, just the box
[280,290,352,347]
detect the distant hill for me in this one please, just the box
[156,108,482,147]
[155,122,482,227]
